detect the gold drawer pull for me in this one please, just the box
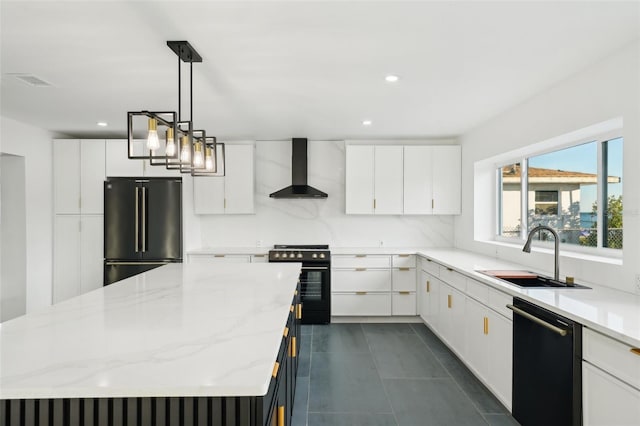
[294,290,298,296]
[272,361,280,378]
[214,254,225,258]
[399,291,411,295]
[483,317,489,335]
[254,254,265,257]
[427,259,432,262]
[283,327,289,337]
[446,267,454,272]
[278,406,285,426]
[355,254,366,258]
[426,281,430,292]
[355,268,366,271]
[631,348,640,356]
[447,294,452,308]
[356,291,367,295]
[296,304,302,320]
[291,336,297,358]
[399,267,410,271]
[399,254,410,257]
[290,305,294,312]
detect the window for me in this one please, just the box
[497,136,623,251]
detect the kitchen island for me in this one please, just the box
[0,262,302,425]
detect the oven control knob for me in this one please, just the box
[297,253,303,259]
[274,252,280,258]
[312,253,318,259]
[281,252,287,259]
[319,253,326,259]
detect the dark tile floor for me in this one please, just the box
[291,323,520,426]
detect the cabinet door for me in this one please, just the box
[193,177,225,214]
[419,271,440,331]
[583,362,640,426]
[432,145,461,214]
[403,146,433,214]
[486,311,512,409]
[392,292,416,316]
[54,140,80,214]
[105,139,144,177]
[80,216,104,294]
[80,140,106,214]
[374,146,403,214]
[392,268,416,291]
[439,283,465,354]
[464,297,489,381]
[345,145,374,214]
[224,144,254,214]
[53,216,81,303]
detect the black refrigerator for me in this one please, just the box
[104,177,182,286]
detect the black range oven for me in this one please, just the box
[269,244,330,325]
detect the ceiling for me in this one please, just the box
[1,1,639,141]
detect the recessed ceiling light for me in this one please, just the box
[362,120,372,126]
[97,122,108,127]
[385,75,399,83]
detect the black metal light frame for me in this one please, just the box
[127,111,177,160]
[191,137,226,177]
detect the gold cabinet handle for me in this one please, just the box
[294,290,298,296]
[399,267,411,271]
[283,327,289,338]
[426,258,432,262]
[355,254,366,258]
[399,291,411,295]
[373,199,376,209]
[278,406,285,426]
[446,267,454,272]
[272,361,280,378]
[291,336,297,358]
[355,268,366,271]
[224,198,227,209]
[356,291,367,295]
[399,254,410,257]
[432,199,434,209]
[290,305,294,312]
[483,317,489,335]
[253,254,265,258]
[296,304,302,320]
[631,348,640,356]
[214,254,225,258]
[447,294,452,308]
[426,281,430,293]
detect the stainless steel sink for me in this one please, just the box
[477,270,591,289]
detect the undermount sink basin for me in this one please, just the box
[477,270,591,289]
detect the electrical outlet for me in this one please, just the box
[635,274,640,293]
[256,240,263,247]
[379,240,384,247]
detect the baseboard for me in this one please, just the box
[330,316,423,323]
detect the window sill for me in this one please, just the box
[480,239,623,266]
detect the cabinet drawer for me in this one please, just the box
[440,266,466,292]
[332,255,390,269]
[488,288,512,320]
[392,268,416,291]
[584,328,640,390]
[419,257,440,276]
[188,254,251,263]
[251,254,268,263]
[583,362,640,425]
[466,279,489,305]
[392,292,417,316]
[392,254,416,268]
[332,293,391,316]
[332,269,391,292]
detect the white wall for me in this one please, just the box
[456,41,640,294]
[0,116,54,311]
[191,140,456,249]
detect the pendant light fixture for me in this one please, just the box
[127,41,224,176]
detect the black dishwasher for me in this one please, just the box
[508,297,582,426]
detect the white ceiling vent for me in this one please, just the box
[10,73,53,87]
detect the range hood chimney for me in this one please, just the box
[269,138,328,198]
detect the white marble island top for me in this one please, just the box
[0,263,301,400]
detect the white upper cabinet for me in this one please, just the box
[54,139,105,214]
[105,139,144,177]
[193,143,255,214]
[345,145,375,214]
[345,145,403,215]
[403,145,461,215]
[432,145,461,214]
[346,143,460,215]
[374,146,403,214]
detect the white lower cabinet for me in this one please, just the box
[583,328,640,426]
[332,269,391,292]
[583,362,640,426]
[391,292,416,316]
[438,283,466,355]
[418,270,440,332]
[332,293,391,316]
[53,215,103,303]
[485,309,512,409]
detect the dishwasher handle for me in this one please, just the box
[506,304,568,337]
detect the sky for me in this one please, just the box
[528,137,623,212]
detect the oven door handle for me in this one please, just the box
[301,266,329,271]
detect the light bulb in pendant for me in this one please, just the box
[180,136,190,162]
[205,146,215,170]
[146,118,160,151]
[193,142,204,168]
[165,128,176,156]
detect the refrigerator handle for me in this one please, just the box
[141,186,146,252]
[134,186,140,252]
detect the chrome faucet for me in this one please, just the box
[523,225,560,281]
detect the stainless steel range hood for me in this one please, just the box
[269,138,328,198]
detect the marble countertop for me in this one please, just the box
[187,247,270,255]
[0,263,301,399]
[416,248,640,348]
